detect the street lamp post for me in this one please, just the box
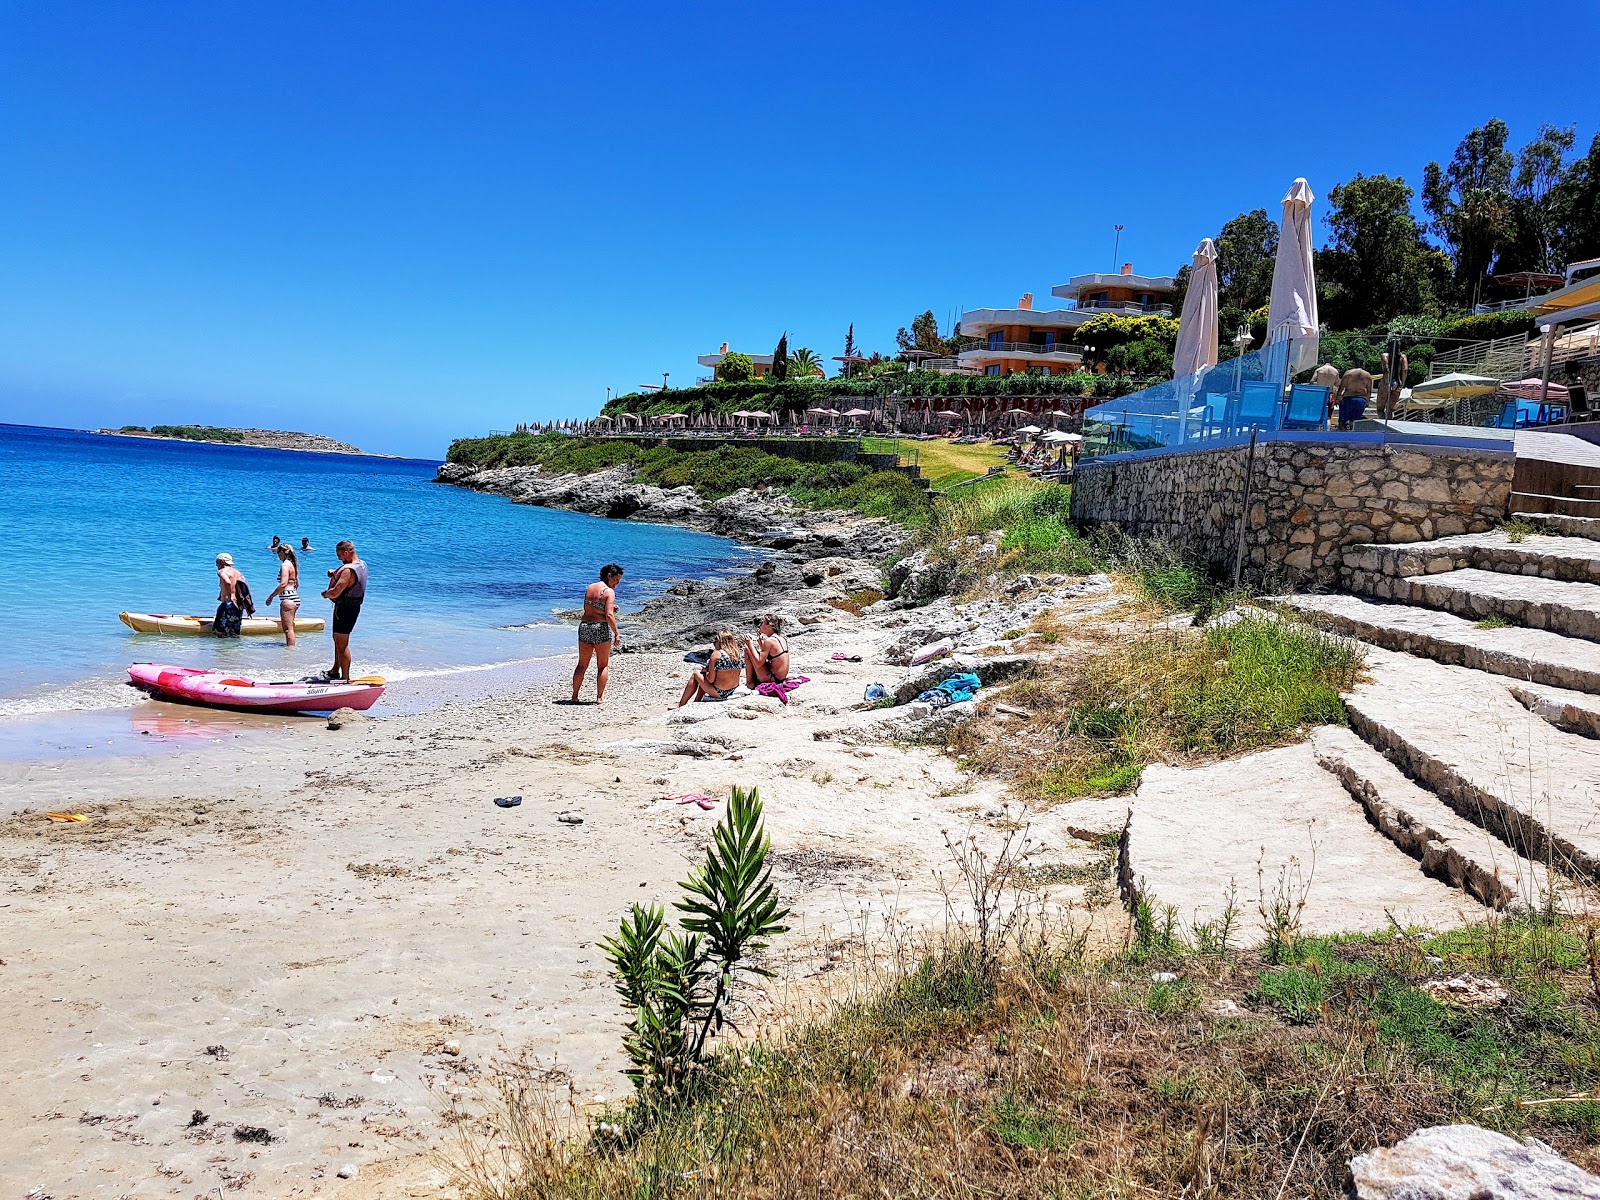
[1112,224,1124,270]
[661,372,670,394]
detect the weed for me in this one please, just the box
[988,1091,1077,1150]
[1503,517,1535,544]
[1476,614,1512,630]
[1257,851,1314,965]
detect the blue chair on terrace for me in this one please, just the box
[1191,392,1230,439]
[1283,384,1331,430]
[1238,381,1282,431]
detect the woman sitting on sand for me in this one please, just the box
[743,614,789,689]
[265,544,301,647]
[677,630,743,707]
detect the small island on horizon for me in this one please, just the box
[99,423,370,456]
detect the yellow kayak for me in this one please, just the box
[119,611,326,636]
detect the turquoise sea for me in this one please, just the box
[0,424,752,742]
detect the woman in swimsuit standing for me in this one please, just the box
[264,544,301,647]
[677,630,743,707]
[743,613,789,690]
[571,563,624,704]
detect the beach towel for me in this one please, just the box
[916,672,981,708]
[909,638,953,666]
[756,675,810,705]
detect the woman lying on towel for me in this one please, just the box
[676,630,744,707]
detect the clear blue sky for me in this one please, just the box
[2,2,1595,459]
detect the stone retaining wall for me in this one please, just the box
[1070,438,1514,588]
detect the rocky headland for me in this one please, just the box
[103,427,370,455]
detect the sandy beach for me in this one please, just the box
[0,566,1127,1198]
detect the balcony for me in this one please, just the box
[962,341,1085,359]
[1071,300,1174,317]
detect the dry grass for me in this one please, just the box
[443,911,1600,1200]
[951,614,1365,801]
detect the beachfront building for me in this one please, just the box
[697,343,775,382]
[956,266,1178,376]
[955,293,1088,377]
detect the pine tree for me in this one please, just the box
[770,332,788,381]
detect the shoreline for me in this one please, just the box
[0,484,1138,1194]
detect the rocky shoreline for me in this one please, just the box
[437,460,921,646]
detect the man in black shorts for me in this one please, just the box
[321,539,368,681]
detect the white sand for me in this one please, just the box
[1,612,1117,1197]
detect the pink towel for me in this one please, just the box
[755,675,810,705]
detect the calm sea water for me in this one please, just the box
[0,424,752,721]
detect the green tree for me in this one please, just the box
[1316,174,1449,328]
[786,346,822,377]
[770,332,789,382]
[716,352,754,383]
[1505,123,1577,274]
[843,323,857,359]
[1556,132,1600,267]
[1213,209,1278,336]
[1423,118,1515,308]
[896,310,951,355]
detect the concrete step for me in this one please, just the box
[1342,531,1600,590]
[1384,567,1600,642]
[1126,741,1488,936]
[1311,726,1555,912]
[1507,681,1600,739]
[1277,592,1600,694]
[1516,512,1600,543]
[1343,645,1600,888]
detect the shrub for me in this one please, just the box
[1439,310,1538,343]
[716,352,754,382]
[599,787,788,1106]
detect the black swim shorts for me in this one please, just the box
[332,597,363,636]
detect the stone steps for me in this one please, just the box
[1125,742,1488,936]
[1310,726,1556,912]
[1341,531,1600,590]
[1341,646,1600,888]
[1277,592,1600,694]
[1516,512,1600,542]
[1382,567,1600,642]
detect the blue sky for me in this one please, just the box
[2,2,1595,459]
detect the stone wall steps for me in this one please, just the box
[1516,511,1600,542]
[1387,567,1600,641]
[1342,646,1600,890]
[1341,531,1600,589]
[1311,726,1557,912]
[1275,593,1600,694]
[1125,742,1489,936]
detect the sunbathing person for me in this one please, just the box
[743,613,790,688]
[676,630,744,706]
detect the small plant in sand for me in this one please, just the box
[599,786,789,1107]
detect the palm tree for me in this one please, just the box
[787,347,823,377]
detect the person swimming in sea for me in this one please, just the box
[300,537,314,554]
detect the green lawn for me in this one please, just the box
[862,436,1010,489]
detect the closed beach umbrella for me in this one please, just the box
[1173,238,1219,377]
[1266,179,1319,375]
[1500,377,1570,401]
[1412,372,1499,400]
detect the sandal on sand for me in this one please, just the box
[493,796,523,808]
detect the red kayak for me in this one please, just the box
[128,664,386,714]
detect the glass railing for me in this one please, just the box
[1081,338,1318,460]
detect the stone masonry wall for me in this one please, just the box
[1070,438,1514,589]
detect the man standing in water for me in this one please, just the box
[320,540,367,681]
[214,552,249,637]
[571,563,623,704]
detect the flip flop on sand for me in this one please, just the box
[45,813,88,822]
[492,796,523,808]
[669,792,719,811]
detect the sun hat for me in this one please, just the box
[216,552,234,565]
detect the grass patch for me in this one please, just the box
[863,436,1010,489]
[954,614,1363,800]
[1502,517,1535,544]
[448,913,1600,1198]
[1476,614,1512,630]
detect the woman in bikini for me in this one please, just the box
[571,563,624,704]
[743,613,789,689]
[677,630,743,707]
[264,544,301,647]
